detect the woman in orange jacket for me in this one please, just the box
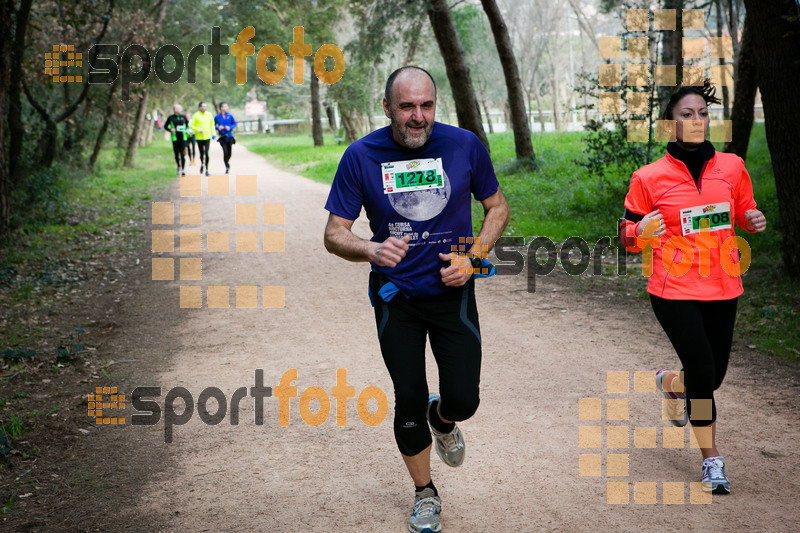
[620,80,766,494]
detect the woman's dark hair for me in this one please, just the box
[661,79,721,120]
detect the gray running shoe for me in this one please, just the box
[702,456,731,494]
[427,394,465,467]
[656,368,688,427]
[408,488,441,533]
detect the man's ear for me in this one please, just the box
[382,98,391,119]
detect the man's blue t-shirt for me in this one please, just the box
[324,122,499,299]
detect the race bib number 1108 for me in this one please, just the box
[680,202,732,236]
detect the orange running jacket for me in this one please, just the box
[621,150,758,300]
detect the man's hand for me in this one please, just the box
[370,235,410,267]
[438,252,472,287]
[743,209,766,232]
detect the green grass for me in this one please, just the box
[238,134,347,184]
[0,140,175,349]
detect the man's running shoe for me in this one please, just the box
[199,165,204,174]
[225,165,230,174]
[408,488,441,533]
[702,456,731,494]
[176,166,181,176]
[205,168,210,176]
[656,368,688,427]
[427,394,465,467]
[181,169,186,176]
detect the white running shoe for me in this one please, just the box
[408,488,442,533]
[427,394,465,467]
[702,456,731,494]
[656,368,688,427]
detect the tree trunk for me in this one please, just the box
[90,78,119,171]
[124,90,148,167]
[482,101,494,134]
[8,0,34,191]
[724,13,756,159]
[480,0,534,159]
[532,77,545,132]
[715,0,730,119]
[339,105,361,144]
[550,57,562,132]
[324,102,337,133]
[503,99,512,133]
[658,0,684,114]
[427,0,490,151]
[742,0,800,278]
[0,0,15,233]
[310,66,323,147]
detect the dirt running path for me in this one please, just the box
[104,141,799,531]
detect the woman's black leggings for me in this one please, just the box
[649,295,738,427]
[197,139,210,168]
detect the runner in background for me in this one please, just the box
[189,101,214,176]
[184,111,196,166]
[164,104,189,176]
[620,80,766,495]
[214,102,236,174]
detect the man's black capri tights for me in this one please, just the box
[371,272,482,456]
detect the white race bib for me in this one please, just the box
[381,158,444,194]
[680,202,732,236]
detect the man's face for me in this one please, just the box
[220,104,228,113]
[383,71,436,149]
[199,103,207,113]
[173,105,182,114]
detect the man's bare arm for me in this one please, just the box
[324,213,410,267]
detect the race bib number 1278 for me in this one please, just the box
[382,158,444,194]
